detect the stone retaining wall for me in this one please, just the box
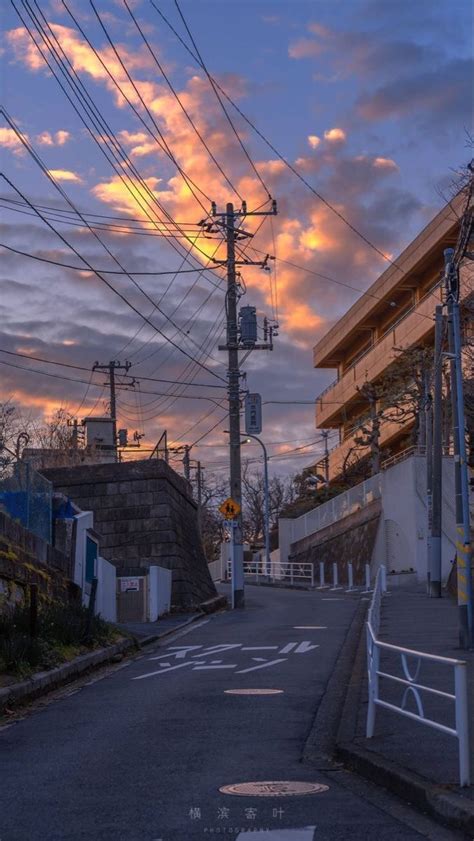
[42,459,216,608]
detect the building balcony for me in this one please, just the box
[315,284,442,428]
[320,415,415,481]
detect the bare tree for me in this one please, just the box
[241,465,296,544]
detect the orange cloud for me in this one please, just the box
[373,156,398,170]
[35,129,71,147]
[288,38,326,60]
[324,127,346,142]
[307,135,321,150]
[47,169,82,183]
[0,126,28,154]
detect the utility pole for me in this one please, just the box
[430,306,443,598]
[196,460,203,532]
[445,247,473,646]
[425,387,433,593]
[93,361,131,459]
[322,430,330,487]
[183,445,191,482]
[212,199,277,609]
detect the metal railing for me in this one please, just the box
[288,474,382,544]
[227,560,314,587]
[0,461,52,543]
[366,566,470,786]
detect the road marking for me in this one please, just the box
[237,658,287,674]
[236,829,316,839]
[321,598,343,601]
[294,642,319,653]
[236,828,316,839]
[293,626,327,629]
[279,642,298,654]
[242,646,279,651]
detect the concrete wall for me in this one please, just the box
[96,556,117,622]
[42,459,216,609]
[280,455,457,585]
[148,565,172,621]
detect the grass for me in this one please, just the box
[0,601,121,679]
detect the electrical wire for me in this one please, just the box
[122,0,243,202]
[0,241,224,277]
[2,166,226,382]
[151,0,408,272]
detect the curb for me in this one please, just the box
[0,610,211,713]
[0,637,136,713]
[302,597,368,765]
[336,742,474,835]
[332,596,474,835]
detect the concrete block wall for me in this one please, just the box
[42,459,216,608]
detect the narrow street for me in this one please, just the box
[0,588,459,840]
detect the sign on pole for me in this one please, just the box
[219,497,241,520]
[245,393,262,435]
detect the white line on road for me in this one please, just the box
[293,626,327,629]
[237,658,287,674]
[236,828,316,839]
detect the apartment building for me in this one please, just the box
[312,193,470,482]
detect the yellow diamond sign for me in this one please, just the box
[219,497,241,520]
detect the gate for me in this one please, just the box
[116,576,147,622]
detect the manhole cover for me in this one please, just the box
[224,689,284,695]
[219,781,329,797]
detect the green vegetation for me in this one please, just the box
[0,601,120,679]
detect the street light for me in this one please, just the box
[224,430,271,577]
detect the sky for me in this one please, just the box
[0,0,472,480]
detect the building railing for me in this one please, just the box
[287,474,382,545]
[316,281,443,406]
[366,566,470,786]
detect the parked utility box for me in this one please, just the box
[116,565,171,623]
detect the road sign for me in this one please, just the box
[219,497,241,519]
[245,393,262,435]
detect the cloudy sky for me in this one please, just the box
[0,0,472,479]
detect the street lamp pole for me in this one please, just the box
[243,433,270,577]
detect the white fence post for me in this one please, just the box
[330,562,342,590]
[347,562,354,592]
[364,564,372,592]
[455,664,471,786]
[366,630,380,738]
[317,561,326,589]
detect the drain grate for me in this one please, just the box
[224,689,283,695]
[219,781,329,797]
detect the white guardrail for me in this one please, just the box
[227,560,314,586]
[367,566,471,787]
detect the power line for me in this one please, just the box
[1,166,226,382]
[173,0,271,201]
[0,347,226,388]
[122,0,243,202]
[0,357,226,402]
[0,241,224,278]
[151,0,405,272]
[12,1,220,272]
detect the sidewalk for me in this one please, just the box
[337,584,474,833]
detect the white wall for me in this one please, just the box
[73,511,94,605]
[279,455,457,584]
[148,566,172,621]
[96,556,117,622]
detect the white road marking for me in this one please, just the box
[294,642,319,653]
[242,646,279,651]
[193,664,237,670]
[279,642,298,654]
[236,828,316,839]
[133,661,204,680]
[321,598,343,601]
[237,658,287,674]
[293,626,327,629]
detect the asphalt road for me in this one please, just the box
[0,586,461,840]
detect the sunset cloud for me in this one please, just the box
[47,169,82,183]
[36,130,71,147]
[307,135,321,150]
[324,127,346,143]
[0,126,28,154]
